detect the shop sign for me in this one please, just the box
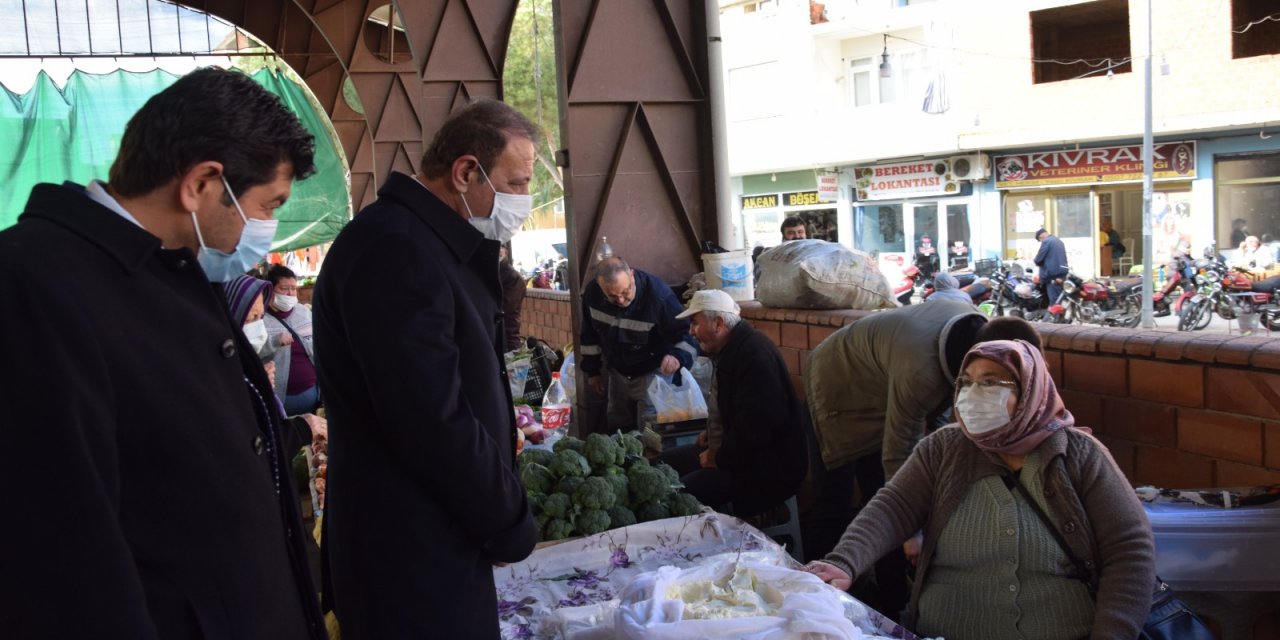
[994,141,1197,189]
[782,191,823,206]
[853,159,959,201]
[741,193,779,210]
[817,174,839,203]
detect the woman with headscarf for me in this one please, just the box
[224,275,326,456]
[806,339,1154,640]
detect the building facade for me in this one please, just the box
[720,0,1280,280]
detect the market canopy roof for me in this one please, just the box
[0,66,350,251]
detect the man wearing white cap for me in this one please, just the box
[662,289,808,519]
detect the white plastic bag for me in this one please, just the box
[505,352,532,399]
[613,560,861,639]
[559,349,577,405]
[756,239,895,310]
[643,368,709,424]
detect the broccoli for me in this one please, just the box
[518,448,554,469]
[627,465,672,504]
[542,493,572,520]
[653,462,682,487]
[576,508,612,536]
[573,476,617,511]
[669,492,701,517]
[614,431,644,457]
[554,476,585,497]
[542,518,575,541]
[623,455,650,472]
[598,465,626,477]
[552,436,585,454]
[534,511,553,529]
[520,463,555,495]
[583,433,624,469]
[602,473,629,507]
[606,504,638,528]
[527,492,546,515]
[548,449,591,478]
[636,501,671,522]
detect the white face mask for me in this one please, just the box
[273,292,298,312]
[243,319,269,353]
[461,164,533,243]
[956,384,1014,435]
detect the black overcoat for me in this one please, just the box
[313,172,536,639]
[0,184,325,639]
[714,321,809,518]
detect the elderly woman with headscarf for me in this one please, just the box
[224,275,326,454]
[807,339,1154,640]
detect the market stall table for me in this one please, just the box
[492,512,927,639]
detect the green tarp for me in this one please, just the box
[0,67,350,251]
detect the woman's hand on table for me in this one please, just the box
[804,560,852,591]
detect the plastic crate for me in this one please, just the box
[973,258,1000,277]
[1143,500,1280,591]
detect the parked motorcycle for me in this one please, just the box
[1153,252,1197,318]
[991,262,1052,321]
[920,270,995,306]
[1046,271,1143,327]
[1177,251,1272,331]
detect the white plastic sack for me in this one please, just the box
[642,368,709,424]
[559,350,577,405]
[505,352,532,399]
[756,239,895,310]
[613,560,862,639]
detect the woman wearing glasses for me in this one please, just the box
[806,339,1154,640]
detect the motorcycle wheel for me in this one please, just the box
[1178,299,1209,332]
[1265,309,1280,332]
[1120,298,1142,328]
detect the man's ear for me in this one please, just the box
[177,161,224,212]
[450,155,479,193]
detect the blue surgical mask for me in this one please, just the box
[192,175,278,282]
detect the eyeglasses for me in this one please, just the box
[956,375,1019,394]
[603,276,635,305]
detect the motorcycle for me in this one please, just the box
[991,262,1052,321]
[1153,252,1197,318]
[1046,271,1143,327]
[894,264,922,306]
[1177,249,1272,331]
[921,270,996,307]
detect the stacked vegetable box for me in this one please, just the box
[518,432,702,542]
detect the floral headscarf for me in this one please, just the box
[956,339,1084,455]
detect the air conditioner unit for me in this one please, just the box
[949,154,991,181]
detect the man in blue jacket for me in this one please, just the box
[1034,227,1070,306]
[580,256,699,430]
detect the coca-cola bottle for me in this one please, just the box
[540,372,572,432]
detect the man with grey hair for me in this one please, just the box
[580,256,698,430]
[660,290,808,518]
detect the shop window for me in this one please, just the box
[1232,0,1280,58]
[1030,0,1132,84]
[1216,153,1280,259]
[855,204,905,255]
[946,204,971,268]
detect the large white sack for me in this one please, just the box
[756,240,895,310]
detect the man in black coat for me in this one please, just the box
[313,100,538,638]
[660,289,808,519]
[0,68,326,639]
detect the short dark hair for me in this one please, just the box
[109,67,316,200]
[780,217,805,234]
[1035,228,1048,240]
[266,264,298,286]
[975,316,1042,350]
[943,315,987,378]
[421,99,538,180]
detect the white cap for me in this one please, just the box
[676,289,741,319]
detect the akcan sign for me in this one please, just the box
[994,142,1196,189]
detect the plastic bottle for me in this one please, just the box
[540,372,572,432]
[597,236,614,261]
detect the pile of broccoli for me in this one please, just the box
[517,432,703,541]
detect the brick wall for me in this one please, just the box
[520,289,574,351]
[534,295,1280,489]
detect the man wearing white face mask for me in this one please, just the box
[0,68,326,638]
[313,99,539,638]
[262,264,319,414]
